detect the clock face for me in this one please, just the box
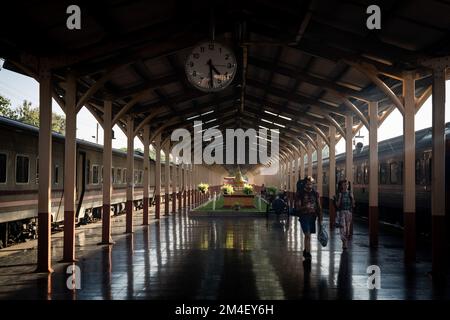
[185,42,237,92]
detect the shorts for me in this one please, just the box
[299,214,317,234]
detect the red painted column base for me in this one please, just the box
[62,210,76,262]
[155,196,160,219]
[100,204,114,244]
[432,215,447,280]
[369,206,378,247]
[183,191,187,210]
[143,198,149,225]
[164,193,170,216]
[189,190,192,208]
[329,199,336,230]
[178,192,182,212]
[126,200,133,233]
[172,192,177,213]
[404,211,416,264]
[36,212,53,273]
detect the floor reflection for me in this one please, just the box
[0,211,449,300]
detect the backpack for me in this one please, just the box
[296,188,320,215]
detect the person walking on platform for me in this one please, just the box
[336,179,355,250]
[295,176,323,260]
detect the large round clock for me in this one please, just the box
[185,41,237,92]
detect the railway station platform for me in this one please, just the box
[0,206,449,300]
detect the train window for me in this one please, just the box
[92,165,99,184]
[35,157,39,184]
[86,160,90,184]
[54,165,59,184]
[134,170,139,184]
[416,159,425,185]
[123,169,127,184]
[139,170,143,184]
[363,165,369,184]
[390,162,402,184]
[111,168,115,183]
[356,165,362,184]
[116,168,122,184]
[379,163,388,184]
[16,155,30,184]
[0,153,6,183]
[101,166,103,183]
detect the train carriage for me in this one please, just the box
[0,116,172,247]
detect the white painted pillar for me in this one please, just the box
[143,125,150,225]
[307,144,313,177]
[316,137,323,199]
[63,73,77,262]
[178,162,183,211]
[37,68,53,273]
[300,150,305,180]
[369,101,379,246]
[102,100,113,243]
[154,133,161,219]
[171,157,177,214]
[345,114,353,184]
[431,65,447,277]
[164,142,171,215]
[329,126,336,230]
[294,153,299,192]
[125,116,134,233]
[403,72,416,262]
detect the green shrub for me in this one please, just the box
[243,184,254,195]
[222,184,234,195]
[198,183,209,194]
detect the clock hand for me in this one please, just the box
[207,59,213,88]
[211,63,221,75]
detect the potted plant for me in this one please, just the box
[242,184,253,195]
[221,184,234,195]
[266,186,277,202]
[233,202,241,211]
[197,183,209,194]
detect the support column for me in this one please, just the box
[37,68,53,273]
[307,144,313,177]
[154,134,161,219]
[189,164,193,208]
[191,164,195,207]
[164,142,170,216]
[294,154,299,193]
[345,114,354,235]
[403,72,416,262]
[101,100,113,243]
[143,125,150,225]
[178,163,183,212]
[63,73,77,262]
[369,101,379,247]
[329,126,336,230]
[125,116,134,233]
[431,66,447,278]
[300,150,305,180]
[183,162,187,209]
[345,114,353,184]
[317,137,323,204]
[172,159,177,214]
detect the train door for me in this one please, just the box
[76,151,86,218]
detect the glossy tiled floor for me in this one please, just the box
[0,204,449,300]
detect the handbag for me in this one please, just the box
[318,224,328,247]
